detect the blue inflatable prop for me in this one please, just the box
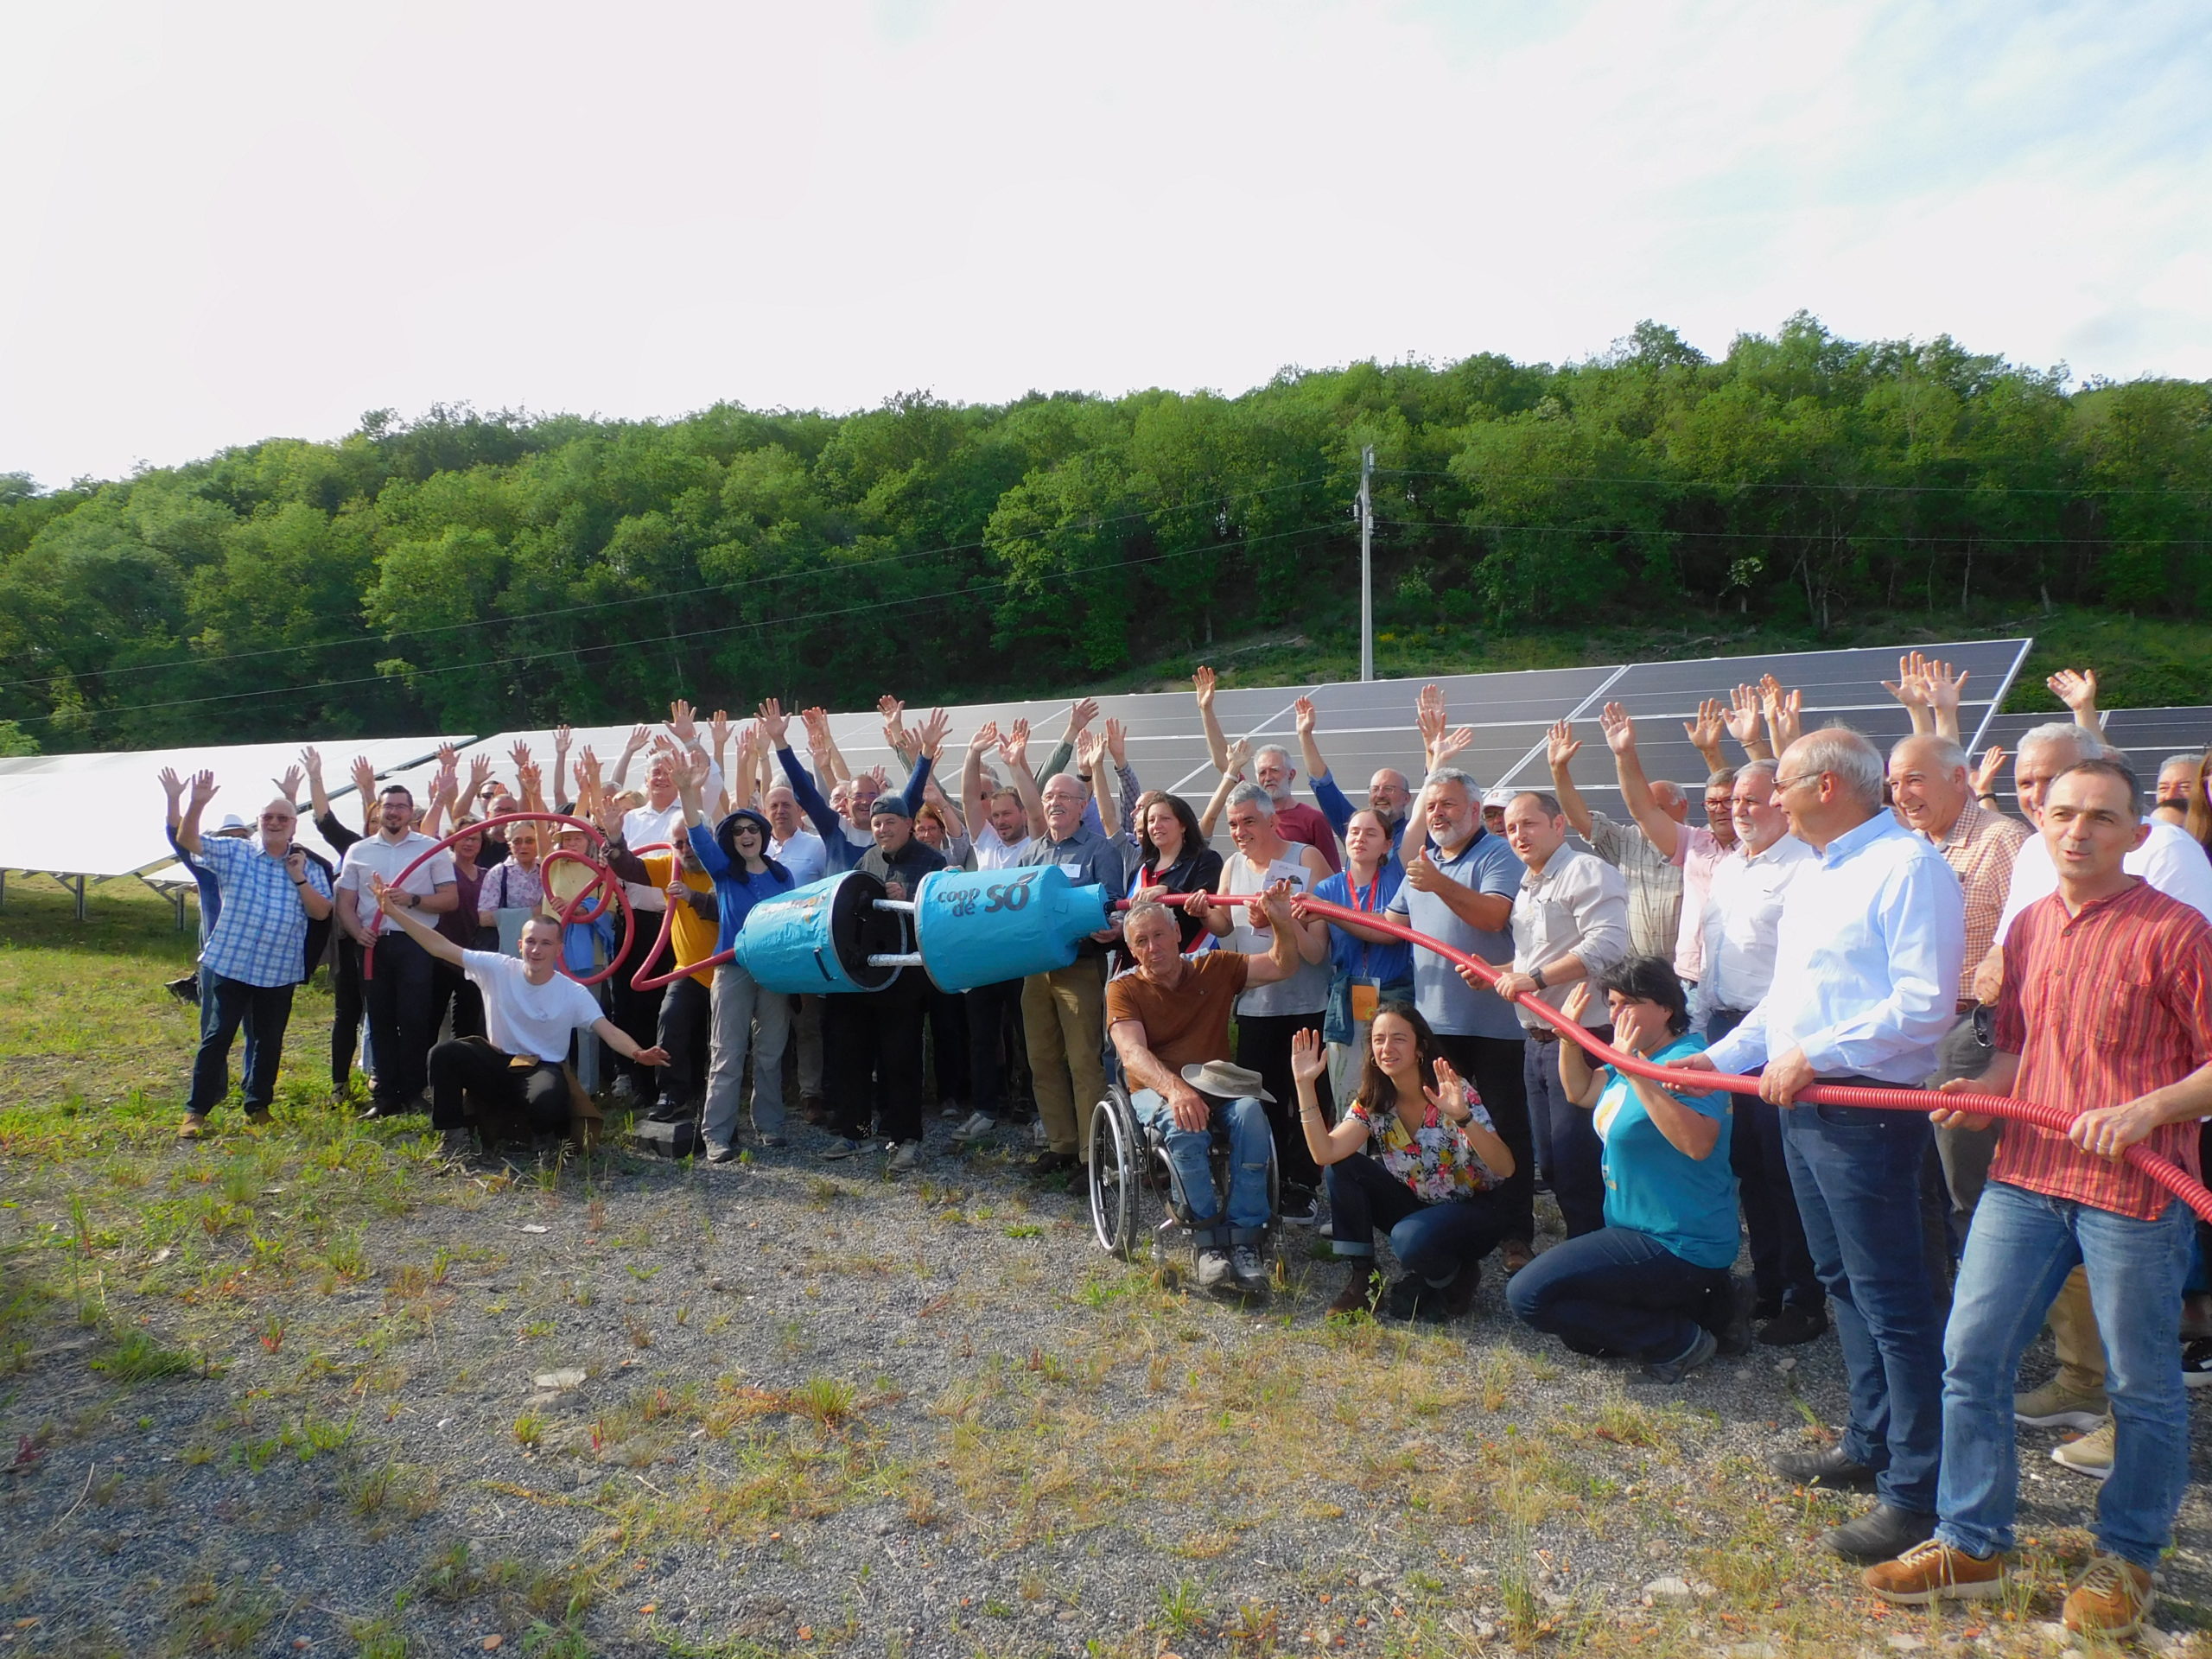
[910,864,1114,993]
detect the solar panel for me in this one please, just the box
[1974,707,2212,810]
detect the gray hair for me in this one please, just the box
[2018,721,2104,764]
[1042,771,1092,800]
[1424,767,1478,795]
[1704,766,1738,792]
[1254,744,1293,772]
[1122,898,1176,938]
[1890,734,1968,774]
[1225,781,1274,816]
[2158,753,2202,774]
[1738,758,1780,787]
[1792,726,1885,808]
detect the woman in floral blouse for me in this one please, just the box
[1293,1002,1517,1322]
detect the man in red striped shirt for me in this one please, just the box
[1862,760,2212,1639]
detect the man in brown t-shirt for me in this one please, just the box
[1107,886,1300,1297]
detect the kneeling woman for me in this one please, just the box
[1506,956,1737,1383]
[1292,1004,1517,1321]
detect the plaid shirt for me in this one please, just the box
[1991,881,2212,1220]
[1587,811,1683,962]
[1932,801,2028,1004]
[197,835,332,988]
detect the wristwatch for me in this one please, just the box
[1529,964,1548,991]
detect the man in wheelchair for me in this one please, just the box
[1105,886,1303,1298]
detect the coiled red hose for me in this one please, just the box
[1288,896,2212,1224]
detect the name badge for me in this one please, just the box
[1351,981,1380,1025]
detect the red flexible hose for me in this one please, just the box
[1284,895,2212,1224]
[362,810,638,989]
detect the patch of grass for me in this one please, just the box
[88,1326,197,1382]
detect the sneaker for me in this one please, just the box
[1276,1188,1319,1227]
[2184,1338,2212,1389]
[1756,1304,1827,1346]
[887,1141,920,1173]
[1327,1262,1382,1315]
[1195,1248,1233,1293]
[609,1075,639,1103]
[2051,1416,2114,1480]
[2014,1376,2107,1430]
[1228,1244,1272,1300]
[938,1100,963,1120]
[756,1134,787,1149]
[436,1128,476,1160]
[1639,1326,1719,1386]
[646,1096,688,1125]
[2062,1553,2155,1639]
[950,1110,999,1142]
[1861,1538,2005,1605]
[705,1142,739,1164]
[820,1137,868,1161]
[176,1114,210,1141]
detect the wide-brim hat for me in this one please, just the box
[1179,1060,1274,1104]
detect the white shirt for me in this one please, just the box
[1996,816,2212,937]
[971,823,1034,871]
[1509,845,1630,1030]
[1702,812,1964,1085]
[772,829,828,887]
[335,831,456,935]
[1692,834,1815,1032]
[463,950,606,1064]
[621,797,691,913]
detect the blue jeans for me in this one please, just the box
[1525,1033,1607,1238]
[1507,1224,1727,1363]
[187,971,296,1118]
[1325,1154,1515,1282]
[1936,1181,2196,1571]
[1132,1090,1272,1247]
[1782,1095,1945,1513]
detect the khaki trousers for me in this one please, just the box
[1021,958,1106,1160]
[2049,1266,2106,1395]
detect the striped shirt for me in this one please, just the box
[197,835,333,988]
[1991,880,2212,1220]
[1586,810,1684,962]
[1930,801,2027,1004]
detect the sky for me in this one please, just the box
[5,0,2209,490]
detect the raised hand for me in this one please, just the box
[1077,729,1107,773]
[755,698,790,747]
[349,755,378,800]
[1065,696,1101,741]
[436,742,461,773]
[1598,701,1637,756]
[272,765,303,803]
[708,709,731,753]
[1289,1026,1327,1084]
[668,700,700,745]
[1545,720,1582,772]
[2046,668,2098,721]
[158,766,186,803]
[1294,696,1317,738]
[1561,981,1592,1024]
[553,723,574,759]
[1971,746,2006,799]
[1104,716,1128,767]
[1433,726,1473,765]
[622,725,652,756]
[912,708,950,762]
[1682,697,1726,756]
[969,720,1000,755]
[188,770,219,810]
[1192,665,1216,709]
[1923,660,1967,715]
[1882,652,1930,709]
[465,753,495,801]
[1000,718,1032,767]
[1424,1056,1472,1122]
[299,746,324,783]
[1724,684,1764,751]
[799,707,833,750]
[508,741,535,772]
[1759,677,1802,753]
[1415,683,1446,751]
[1224,735,1254,777]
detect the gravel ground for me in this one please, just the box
[3,1107,2209,1659]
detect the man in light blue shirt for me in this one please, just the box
[1683,727,1964,1569]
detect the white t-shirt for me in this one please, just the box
[463,950,606,1064]
[772,829,828,886]
[971,823,1034,871]
[621,797,691,913]
[336,832,457,935]
[1996,817,2212,937]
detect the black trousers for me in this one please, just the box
[429,1037,567,1135]
[1708,1006,1822,1313]
[364,931,435,1107]
[429,958,485,1046]
[825,971,928,1145]
[1236,1009,1330,1194]
[330,936,365,1090]
[609,914,672,1087]
[658,975,713,1106]
[187,974,296,1118]
[963,978,1024,1117]
[1437,1033,1536,1245]
[926,988,970,1107]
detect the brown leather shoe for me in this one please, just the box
[1861,1538,2003,1605]
[2063,1554,2154,1638]
[1502,1238,1535,1276]
[1327,1262,1382,1315]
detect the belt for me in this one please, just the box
[1526,1027,1560,1045]
[1955,998,1980,1015]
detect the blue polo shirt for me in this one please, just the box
[1592,1031,1737,1270]
[1384,828,1523,1040]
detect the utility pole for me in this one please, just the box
[1357,445,1375,683]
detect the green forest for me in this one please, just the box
[3,313,2209,755]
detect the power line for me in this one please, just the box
[11,518,1349,731]
[1378,467,2212,499]
[0,473,1341,694]
[1369,515,2210,549]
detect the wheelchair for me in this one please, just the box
[1085,1082,1279,1263]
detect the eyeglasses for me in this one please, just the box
[1771,772,1821,793]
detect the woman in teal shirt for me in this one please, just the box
[1505,955,1739,1384]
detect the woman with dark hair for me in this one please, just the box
[1292,1002,1517,1320]
[1505,954,1738,1383]
[1128,790,1224,955]
[1311,807,1414,1106]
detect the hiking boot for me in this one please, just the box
[950,1110,998,1142]
[2013,1376,2107,1430]
[2051,1416,2114,1480]
[176,1114,210,1141]
[1861,1538,2005,1605]
[1639,1326,1718,1385]
[2062,1554,2155,1639]
[887,1141,920,1173]
[1228,1245,1272,1300]
[1757,1304,1827,1346]
[1327,1262,1382,1316]
[1824,1503,1937,1565]
[1195,1248,1233,1293]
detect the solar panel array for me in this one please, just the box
[1974,705,2212,813]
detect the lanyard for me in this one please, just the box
[1351,869,1382,979]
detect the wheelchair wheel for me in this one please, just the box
[1087,1086,1142,1257]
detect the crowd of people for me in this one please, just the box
[161,660,2212,1638]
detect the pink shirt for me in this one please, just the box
[1670,823,1732,982]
